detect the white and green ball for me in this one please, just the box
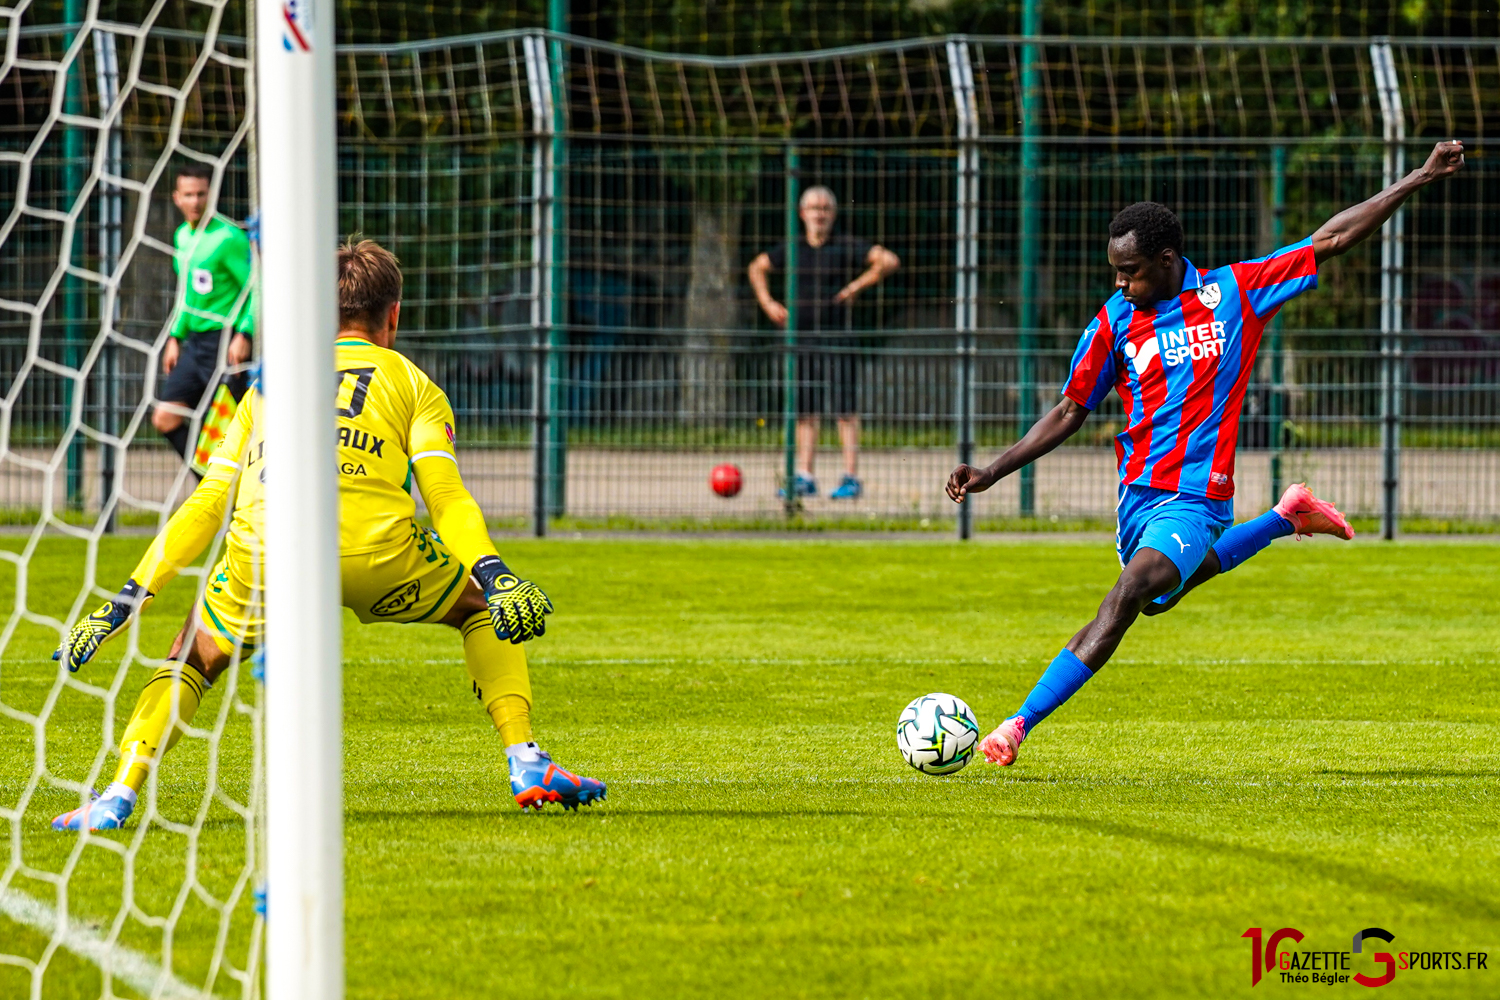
[896,692,979,775]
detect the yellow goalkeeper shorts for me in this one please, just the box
[198,534,265,656]
[341,521,470,626]
[198,521,470,655]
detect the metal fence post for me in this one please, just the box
[1268,144,1286,507]
[782,146,800,518]
[1372,41,1405,541]
[948,40,978,540]
[1017,4,1042,517]
[62,0,85,510]
[94,29,122,532]
[524,35,553,536]
[546,11,568,520]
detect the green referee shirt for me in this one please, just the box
[170,214,255,339]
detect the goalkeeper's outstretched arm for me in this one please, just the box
[413,456,553,642]
[55,397,252,671]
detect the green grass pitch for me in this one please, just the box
[2,536,1497,998]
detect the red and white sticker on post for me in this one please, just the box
[281,0,312,52]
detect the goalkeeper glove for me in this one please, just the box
[472,556,553,644]
[53,579,152,672]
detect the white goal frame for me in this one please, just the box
[255,0,343,997]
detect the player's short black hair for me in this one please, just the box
[1108,202,1184,259]
[174,163,213,186]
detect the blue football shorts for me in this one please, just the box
[1115,484,1235,604]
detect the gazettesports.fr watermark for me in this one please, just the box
[1242,927,1489,987]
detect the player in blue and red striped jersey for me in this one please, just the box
[946,139,1466,766]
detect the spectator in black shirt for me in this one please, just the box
[748,186,900,500]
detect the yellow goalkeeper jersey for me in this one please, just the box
[331,337,460,553]
[202,337,460,557]
[130,332,498,602]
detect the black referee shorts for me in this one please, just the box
[160,330,251,409]
[793,338,859,418]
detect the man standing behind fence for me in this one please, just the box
[748,186,899,500]
[153,164,253,466]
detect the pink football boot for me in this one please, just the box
[1274,483,1355,540]
[979,716,1027,766]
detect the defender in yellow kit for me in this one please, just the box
[53,240,604,831]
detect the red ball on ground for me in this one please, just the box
[709,463,743,498]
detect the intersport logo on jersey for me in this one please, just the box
[1241,926,1489,988]
[1122,319,1230,378]
[1160,320,1228,366]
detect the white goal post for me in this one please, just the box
[256,0,344,998]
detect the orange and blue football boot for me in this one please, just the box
[509,750,606,811]
[52,786,136,831]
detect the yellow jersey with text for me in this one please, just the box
[331,337,458,554]
[208,337,458,556]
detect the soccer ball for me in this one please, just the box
[709,463,743,497]
[896,693,979,775]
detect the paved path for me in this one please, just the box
[5,446,1497,524]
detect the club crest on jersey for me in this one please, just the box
[192,268,213,295]
[1195,282,1222,309]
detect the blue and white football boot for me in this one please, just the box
[508,746,606,812]
[52,785,137,831]
[829,474,862,500]
[776,473,817,500]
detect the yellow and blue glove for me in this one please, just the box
[53,579,152,672]
[472,556,553,644]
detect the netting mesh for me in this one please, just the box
[0,6,262,998]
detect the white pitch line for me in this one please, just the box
[0,887,210,1000]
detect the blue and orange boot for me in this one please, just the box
[508,747,606,811]
[52,784,136,831]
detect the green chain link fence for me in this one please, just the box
[4,27,1497,533]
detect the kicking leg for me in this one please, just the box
[1143,483,1353,617]
[980,549,1181,765]
[53,618,230,831]
[439,582,605,810]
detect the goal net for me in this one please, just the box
[1,7,264,999]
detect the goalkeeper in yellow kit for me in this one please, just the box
[53,240,604,831]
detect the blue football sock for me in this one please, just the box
[1211,509,1294,574]
[1015,648,1094,731]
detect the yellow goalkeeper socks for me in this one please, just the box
[461,611,534,746]
[112,664,210,793]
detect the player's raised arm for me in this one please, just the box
[1311,140,1465,264]
[54,391,255,671]
[947,397,1090,503]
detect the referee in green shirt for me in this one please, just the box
[152,164,254,462]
